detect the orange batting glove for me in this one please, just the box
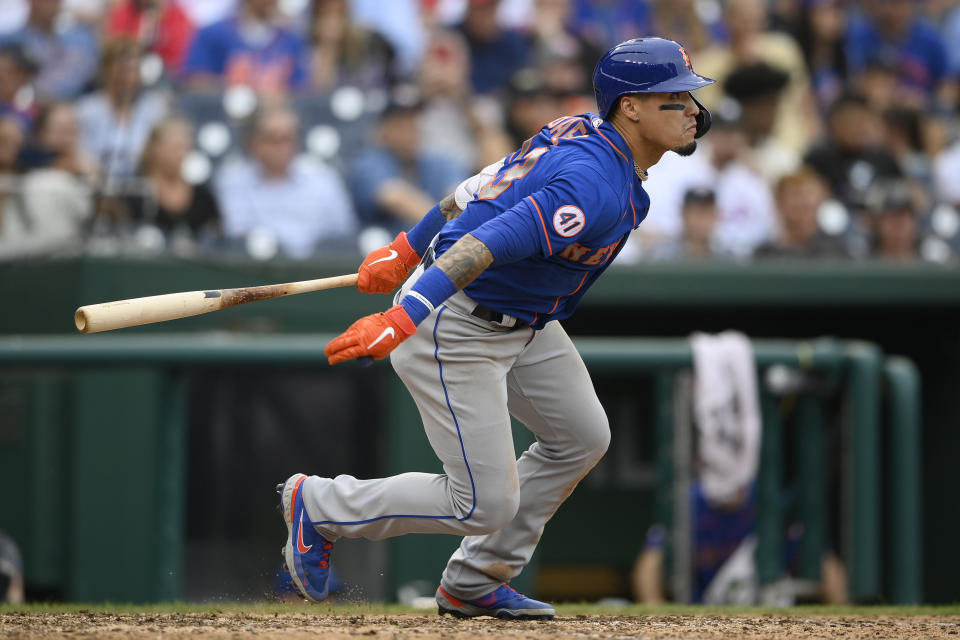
[324,305,417,365]
[357,232,422,294]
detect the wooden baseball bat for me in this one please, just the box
[75,273,359,334]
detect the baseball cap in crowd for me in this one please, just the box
[723,62,790,102]
[707,95,745,130]
[864,179,914,215]
[509,67,553,98]
[380,85,423,119]
[683,186,717,207]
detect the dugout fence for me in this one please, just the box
[0,334,920,604]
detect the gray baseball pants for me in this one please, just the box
[301,281,610,599]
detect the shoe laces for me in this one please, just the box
[502,584,526,598]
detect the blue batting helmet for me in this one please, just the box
[593,37,715,136]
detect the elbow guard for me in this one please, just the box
[454,159,505,210]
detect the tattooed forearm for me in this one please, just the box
[438,192,462,221]
[435,234,494,289]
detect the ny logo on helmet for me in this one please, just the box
[678,47,693,71]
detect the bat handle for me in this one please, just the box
[359,356,373,367]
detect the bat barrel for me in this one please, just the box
[74,291,224,334]
[73,273,358,333]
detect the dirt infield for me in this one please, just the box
[3,610,960,639]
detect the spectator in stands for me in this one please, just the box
[883,106,933,187]
[417,29,511,172]
[0,0,98,100]
[126,117,222,249]
[699,115,777,259]
[650,0,723,55]
[536,47,599,120]
[694,0,818,157]
[527,0,602,100]
[569,0,654,50]
[105,0,196,76]
[22,100,96,178]
[803,93,902,211]
[845,0,950,105]
[75,39,169,193]
[856,55,904,113]
[457,0,531,96]
[789,0,849,113]
[647,187,729,262]
[753,168,850,260]
[349,96,468,234]
[863,179,926,261]
[723,61,799,183]
[307,0,396,93]
[215,104,357,259]
[0,102,93,257]
[0,115,25,250]
[0,0,109,34]
[504,68,565,149]
[182,0,307,96]
[349,0,424,76]
[628,109,777,260]
[0,44,39,129]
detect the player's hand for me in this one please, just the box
[324,305,417,365]
[357,232,421,294]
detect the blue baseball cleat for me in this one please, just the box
[436,584,556,620]
[277,473,334,602]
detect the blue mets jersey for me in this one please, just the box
[435,113,650,329]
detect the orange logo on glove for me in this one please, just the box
[357,232,421,294]
[324,305,418,365]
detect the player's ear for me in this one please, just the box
[618,95,642,123]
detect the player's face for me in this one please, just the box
[640,92,700,156]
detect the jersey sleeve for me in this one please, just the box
[469,163,622,264]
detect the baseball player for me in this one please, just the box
[278,38,714,619]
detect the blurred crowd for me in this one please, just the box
[0,0,957,264]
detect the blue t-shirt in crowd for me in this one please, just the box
[571,0,656,48]
[350,147,468,234]
[461,27,530,95]
[0,23,98,100]
[182,16,306,90]
[435,113,650,329]
[845,12,948,94]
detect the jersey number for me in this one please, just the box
[479,146,549,200]
[478,117,589,200]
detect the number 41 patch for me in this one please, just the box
[553,205,586,238]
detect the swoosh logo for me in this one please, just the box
[368,250,398,266]
[367,327,396,349]
[297,511,312,553]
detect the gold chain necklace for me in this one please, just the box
[634,162,648,181]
